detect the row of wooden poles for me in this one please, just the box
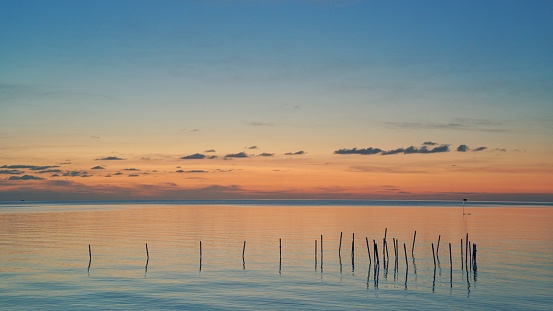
[87,231,477,272]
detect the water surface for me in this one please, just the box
[1,201,552,310]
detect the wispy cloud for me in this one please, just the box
[248,146,258,150]
[91,166,105,170]
[62,170,90,177]
[0,170,24,175]
[182,153,206,160]
[205,149,216,153]
[245,121,274,127]
[285,151,305,156]
[383,119,507,132]
[6,175,45,180]
[225,152,248,158]
[258,153,275,157]
[96,156,125,161]
[123,168,139,171]
[473,146,488,152]
[37,169,62,174]
[1,165,59,170]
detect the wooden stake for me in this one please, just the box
[242,241,246,258]
[449,242,452,268]
[373,240,380,265]
[432,243,436,267]
[279,238,282,260]
[351,233,355,258]
[320,235,323,267]
[468,241,472,271]
[365,237,371,263]
[88,244,92,270]
[465,233,469,269]
[411,231,417,256]
[436,235,441,254]
[146,243,149,259]
[403,243,408,268]
[460,239,463,270]
[473,243,477,271]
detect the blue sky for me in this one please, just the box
[1,0,552,201]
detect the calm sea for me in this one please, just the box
[1,200,552,310]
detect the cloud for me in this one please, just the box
[63,170,90,177]
[128,174,140,177]
[123,168,139,171]
[380,148,405,155]
[335,144,450,156]
[6,175,45,180]
[181,153,206,160]
[113,172,123,176]
[258,153,275,157]
[1,165,59,170]
[334,147,382,155]
[473,146,488,152]
[456,145,469,152]
[91,166,105,170]
[96,156,125,161]
[0,170,24,175]
[422,141,438,146]
[285,151,305,155]
[205,149,216,153]
[29,165,59,171]
[225,152,248,158]
[248,146,258,150]
[403,145,450,154]
[384,119,507,132]
[37,169,62,174]
[245,122,274,127]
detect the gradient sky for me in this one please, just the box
[1,0,552,201]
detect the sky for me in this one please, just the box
[1,0,552,202]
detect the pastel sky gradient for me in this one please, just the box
[1,0,552,201]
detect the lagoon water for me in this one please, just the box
[1,200,552,310]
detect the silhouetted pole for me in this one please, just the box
[465,233,469,269]
[279,238,282,261]
[403,243,408,268]
[460,239,463,270]
[411,231,417,257]
[199,241,202,271]
[373,240,380,266]
[449,242,452,268]
[365,237,371,263]
[146,243,149,259]
[384,228,389,263]
[320,235,323,269]
[351,233,355,259]
[432,243,436,267]
[472,243,477,271]
[436,235,441,255]
[88,244,92,270]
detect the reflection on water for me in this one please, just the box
[1,202,553,310]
